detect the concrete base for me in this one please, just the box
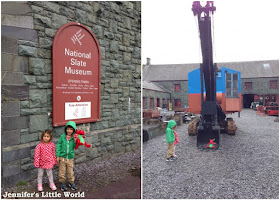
[143,124,164,142]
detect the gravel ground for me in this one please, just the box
[2,150,140,199]
[143,109,279,199]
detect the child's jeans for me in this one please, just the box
[167,142,174,158]
[58,158,75,183]
[38,168,54,184]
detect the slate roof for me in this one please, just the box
[143,80,170,93]
[143,60,279,81]
[218,60,279,79]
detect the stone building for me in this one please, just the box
[1,1,141,187]
[143,59,279,109]
[142,80,170,109]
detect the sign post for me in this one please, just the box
[52,22,101,127]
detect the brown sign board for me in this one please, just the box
[52,22,101,127]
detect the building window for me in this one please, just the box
[156,98,160,107]
[226,73,232,97]
[149,98,154,109]
[226,73,239,98]
[232,73,239,97]
[143,97,146,109]
[270,80,278,89]
[174,99,181,107]
[174,84,181,92]
[244,82,252,90]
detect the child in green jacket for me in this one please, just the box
[166,120,176,161]
[56,121,77,191]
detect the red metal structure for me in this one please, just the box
[257,102,279,116]
[143,109,161,119]
[265,106,279,116]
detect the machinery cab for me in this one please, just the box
[188,67,242,114]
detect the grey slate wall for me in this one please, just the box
[1,1,141,188]
[242,77,279,95]
[142,89,170,109]
[156,81,188,108]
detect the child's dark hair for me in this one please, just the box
[66,125,74,130]
[41,129,53,142]
[65,125,75,134]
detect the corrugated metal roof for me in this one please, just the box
[143,60,279,81]
[143,80,170,93]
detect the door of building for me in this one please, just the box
[243,94,254,108]
[157,98,160,107]
[174,99,181,108]
[143,97,146,109]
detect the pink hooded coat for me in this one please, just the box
[34,142,57,169]
[174,131,180,145]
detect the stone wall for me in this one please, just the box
[156,81,188,108]
[142,89,170,109]
[142,80,189,109]
[1,1,141,188]
[242,77,279,95]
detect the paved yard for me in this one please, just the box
[143,109,279,199]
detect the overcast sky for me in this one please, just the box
[142,0,280,65]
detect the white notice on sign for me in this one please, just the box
[65,102,91,120]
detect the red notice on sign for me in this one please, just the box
[52,22,101,127]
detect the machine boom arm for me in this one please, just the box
[192,1,222,148]
[189,1,238,148]
[192,1,216,102]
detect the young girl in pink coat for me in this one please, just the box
[173,131,180,157]
[34,129,57,191]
